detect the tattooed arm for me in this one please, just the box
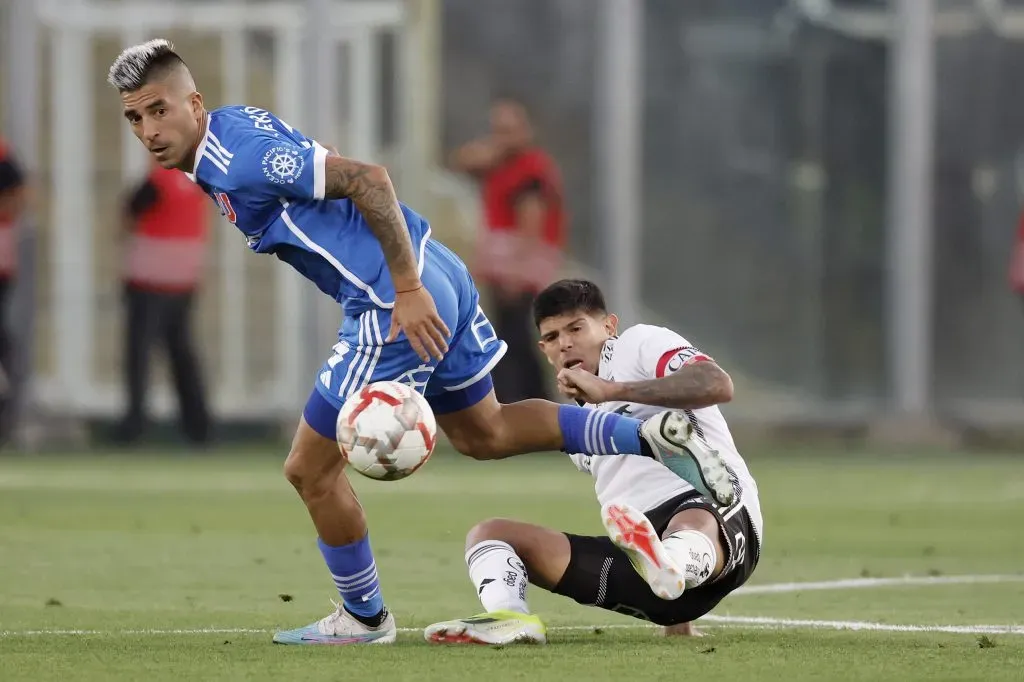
[610,361,733,409]
[322,154,420,290]
[558,361,733,410]
[319,153,450,359]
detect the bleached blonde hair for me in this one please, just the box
[107,38,188,92]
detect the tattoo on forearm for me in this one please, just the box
[324,157,418,280]
[620,362,732,409]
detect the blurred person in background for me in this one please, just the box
[115,159,211,446]
[0,138,28,445]
[450,97,567,403]
[1011,208,1024,309]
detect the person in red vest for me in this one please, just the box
[450,97,567,403]
[1011,210,1024,300]
[115,161,211,445]
[0,138,27,443]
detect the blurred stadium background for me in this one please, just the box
[2,0,1024,450]
[2,2,1024,680]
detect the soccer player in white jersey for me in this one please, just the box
[106,42,733,645]
[424,280,763,645]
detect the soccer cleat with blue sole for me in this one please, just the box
[272,601,396,645]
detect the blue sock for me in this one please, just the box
[557,404,644,456]
[317,534,385,619]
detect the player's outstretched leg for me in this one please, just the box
[601,501,723,603]
[438,391,735,506]
[424,520,564,646]
[638,411,737,507]
[272,394,396,645]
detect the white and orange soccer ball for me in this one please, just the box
[336,381,437,481]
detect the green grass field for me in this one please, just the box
[2,447,1023,681]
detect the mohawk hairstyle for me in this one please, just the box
[532,279,608,328]
[107,38,188,92]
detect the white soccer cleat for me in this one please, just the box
[602,502,686,601]
[424,610,547,646]
[272,600,396,645]
[640,411,737,507]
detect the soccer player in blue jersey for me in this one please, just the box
[107,39,736,645]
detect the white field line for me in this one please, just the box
[2,574,1022,638]
[4,620,1022,638]
[733,573,1024,595]
[699,615,1024,635]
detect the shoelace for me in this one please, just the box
[317,599,348,633]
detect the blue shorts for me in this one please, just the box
[303,239,507,440]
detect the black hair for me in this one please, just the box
[532,279,608,328]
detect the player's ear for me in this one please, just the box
[189,91,204,117]
[605,313,618,336]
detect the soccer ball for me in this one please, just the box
[336,381,437,481]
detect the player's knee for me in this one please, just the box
[446,422,506,461]
[466,518,520,550]
[282,444,337,498]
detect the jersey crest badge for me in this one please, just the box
[261,144,305,185]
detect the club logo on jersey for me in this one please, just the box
[656,347,712,377]
[261,144,304,185]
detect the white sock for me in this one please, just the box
[662,530,717,589]
[465,540,530,614]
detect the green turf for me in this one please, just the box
[1,448,1022,681]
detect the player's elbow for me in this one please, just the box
[357,162,393,190]
[323,156,394,200]
[713,367,734,404]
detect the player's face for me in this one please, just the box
[121,80,203,170]
[537,311,618,375]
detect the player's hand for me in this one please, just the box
[556,367,619,404]
[389,284,451,363]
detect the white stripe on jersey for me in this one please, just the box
[312,141,328,200]
[361,310,385,392]
[204,143,232,169]
[344,313,374,399]
[337,312,368,399]
[206,130,235,159]
[279,205,391,309]
[202,150,229,175]
[278,205,433,310]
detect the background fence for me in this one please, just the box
[2,0,1023,445]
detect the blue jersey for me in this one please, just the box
[187,105,431,315]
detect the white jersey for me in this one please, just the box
[569,324,763,546]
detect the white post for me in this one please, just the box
[349,30,379,162]
[399,0,440,214]
[595,0,642,325]
[275,25,308,410]
[887,0,935,416]
[220,27,248,410]
[299,0,334,400]
[52,26,95,409]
